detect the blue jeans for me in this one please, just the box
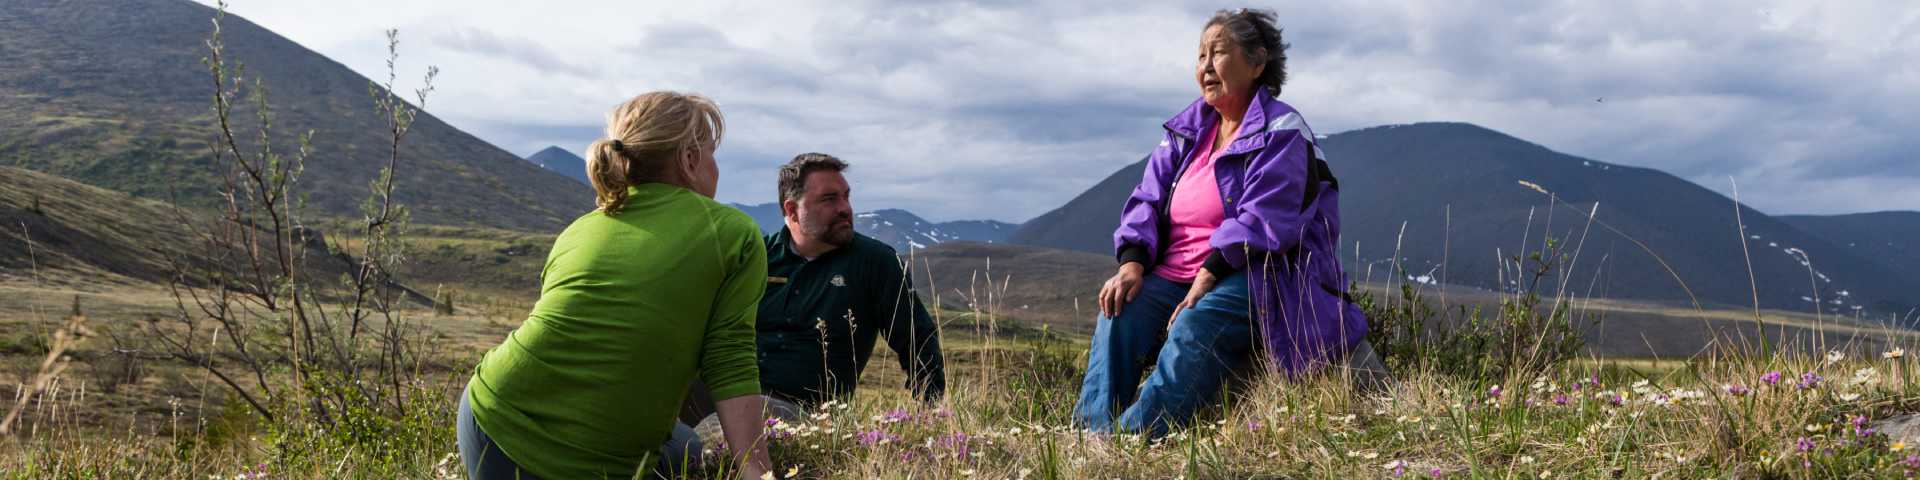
[1074,271,1256,438]
[457,385,701,480]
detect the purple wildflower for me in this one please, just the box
[938,433,972,458]
[1431,467,1444,477]
[856,430,901,446]
[1762,371,1783,386]
[1852,415,1877,438]
[1796,436,1816,453]
[1903,453,1920,470]
[1552,394,1570,406]
[1389,460,1406,477]
[1798,372,1824,390]
[883,409,914,423]
[1246,420,1264,431]
[1726,384,1751,396]
[1488,384,1503,399]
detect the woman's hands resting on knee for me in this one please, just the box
[1099,262,1146,318]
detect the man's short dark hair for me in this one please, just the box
[778,153,849,202]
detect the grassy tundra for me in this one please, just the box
[5,5,1920,479]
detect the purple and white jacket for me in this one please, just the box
[1114,85,1368,375]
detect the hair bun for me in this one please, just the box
[609,139,625,152]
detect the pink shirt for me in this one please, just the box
[1153,122,1227,283]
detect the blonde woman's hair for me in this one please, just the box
[586,91,725,214]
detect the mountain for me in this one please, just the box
[729,203,787,234]
[0,0,591,231]
[1010,122,1918,315]
[1004,159,1142,255]
[726,203,1018,252]
[1780,211,1920,287]
[0,166,364,289]
[855,209,1018,251]
[526,146,589,185]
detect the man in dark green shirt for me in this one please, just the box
[757,153,945,405]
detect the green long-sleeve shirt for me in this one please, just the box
[466,184,765,479]
[757,227,945,405]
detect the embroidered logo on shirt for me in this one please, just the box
[830,275,846,287]
[768,276,789,284]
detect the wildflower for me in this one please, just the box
[1798,372,1824,390]
[1853,416,1875,438]
[856,430,900,446]
[1761,371,1783,386]
[1826,350,1846,365]
[938,433,971,458]
[1383,460,1407,477]
[1885,348,1906,360]
[1839,393,1861,402]
[1489,384,1503,399]
[1725,384,1751,396]
[1246,420,1263,431]
[1552,394,1569,406]
[1903,453,1920,470]
[1894,441,1908,452]
[1796,437,1816,453]
[882,409,913,423]
[1852,367,1880,386]
[1431,467,1445,477]
[1520,455,1536,464]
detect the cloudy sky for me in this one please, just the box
[198,1,1920,223]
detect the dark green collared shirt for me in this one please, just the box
[758,227,945,405]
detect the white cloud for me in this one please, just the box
[201,0,1920,221]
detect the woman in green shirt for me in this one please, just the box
[458,91,772,479]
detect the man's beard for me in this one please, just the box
[802,213,854,247]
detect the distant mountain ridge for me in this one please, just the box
[1780,211,1920,296]
[526,146,590,185]
[0,0,591,231]
[1009,122,1918,315]
[726,203,1017,252]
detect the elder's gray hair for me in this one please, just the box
[1206,8,1290,95]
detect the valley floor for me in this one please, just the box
[3,279,1920,478]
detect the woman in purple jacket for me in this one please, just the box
[1074,8,1369,438]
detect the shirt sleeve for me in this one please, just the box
[873,253,946,402]
[700,213,767,401]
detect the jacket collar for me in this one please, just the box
[1162,86,1295,154]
